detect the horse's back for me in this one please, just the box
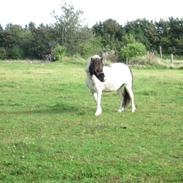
[103,63,132,91]
[106,63,129,72]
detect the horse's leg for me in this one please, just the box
[91,75,103,116]
[125,84,136,112]
[118,87,125,112]
[93,92,98,103]
[95,91,102,116]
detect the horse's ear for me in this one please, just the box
[101,57,103,63]
[91,57,94,62]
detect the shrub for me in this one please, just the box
[8,46,24,59]
[51,45,66,61]
[0,47,7,59]
[120,42,147,61]
[79,37,102,58]
[102,50,118,62]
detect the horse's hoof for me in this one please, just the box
[118,108,124,112]
[132,108,136,112]
[95,111,102,116]
[95,113,101,116]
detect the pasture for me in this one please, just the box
[0,60,182,182]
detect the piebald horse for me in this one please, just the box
[86,55,136,116]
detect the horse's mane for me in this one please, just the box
[91,55,101,59]
[85,55,101,73]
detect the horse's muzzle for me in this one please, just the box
[96,72,105,82]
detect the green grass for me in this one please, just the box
[0,60,183,182]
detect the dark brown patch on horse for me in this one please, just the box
[122,66,133,107]
[122,87,131,107]
[89,57,105,82]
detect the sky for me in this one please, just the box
[0,0,182,28]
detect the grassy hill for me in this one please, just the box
[0,60,182,182]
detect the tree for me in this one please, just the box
[25,22,55,59]
[0,47,7,59]
[77,27,102,58]
[93,19,123,52]
[124,19,159,51]
[167,17,183,55]
[2,24,26,58]
[0,15,183,59]
[155,17,183,55]
[53,3,83,55]
[8,46,24,59]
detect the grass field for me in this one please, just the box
[0,60,182,182]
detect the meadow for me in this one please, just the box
[0,60,182,182]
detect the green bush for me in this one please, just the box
[51,45,66,61]
[0,47,7,59]
[120,42,146,61]
[8,46,24,59]
[79,37,102,58]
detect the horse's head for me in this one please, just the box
[89,55,105,82]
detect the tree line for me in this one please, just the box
[0,3,183,60]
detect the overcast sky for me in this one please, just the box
[0,0,182,27]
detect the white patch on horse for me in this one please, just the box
[86,55,136,116]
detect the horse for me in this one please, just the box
[85,55,136,116]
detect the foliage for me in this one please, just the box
[75,27,102,58]
[0,47,6,59]
[120,42,147,61]
[53,3,83,55]
[156,18,183,55]
[0,61,182,182]
[51,44,66,61]
[124,19,159,51]
[93,19,123,52]
[26,23,55,59]
[0,4,183,60]
[8,46,24,59]
[93,17,183,57]
[122,33,136,45]
[79,36,102,58]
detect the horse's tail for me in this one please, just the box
[123,65,134,107]
[123,86,131,108]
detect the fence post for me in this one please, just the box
[159,46,162,59]
[170,54,173,64]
